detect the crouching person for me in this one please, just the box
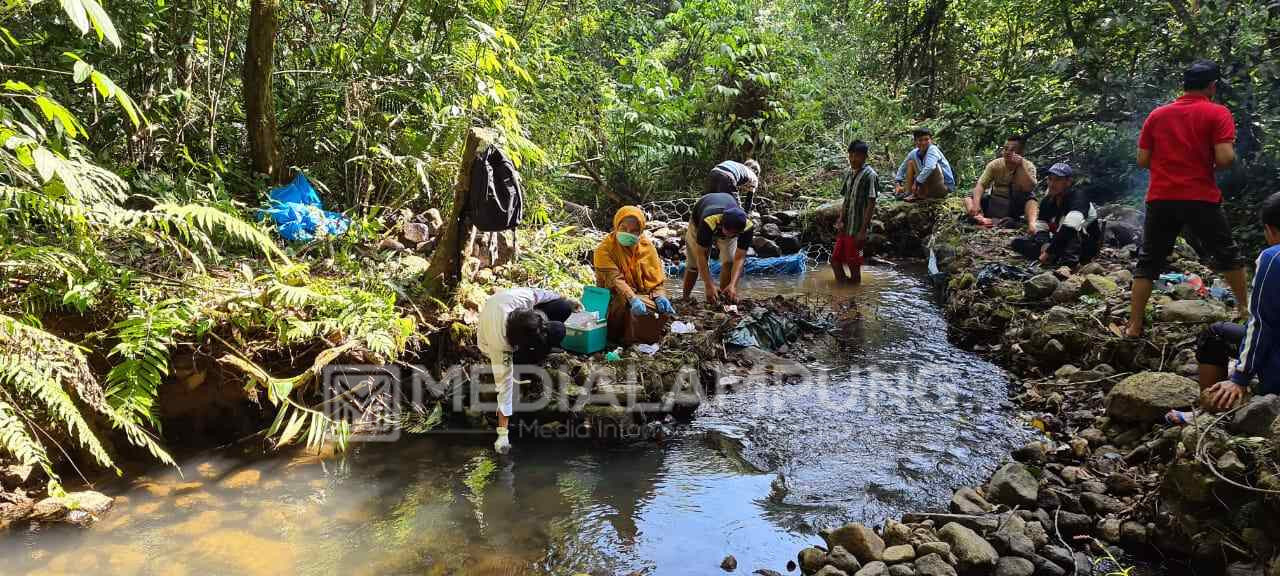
[1169,192,1280,424]
[593,206,675,344]
[1010,163,1101,268]
[682,193,753,306]
[478,288,575,453]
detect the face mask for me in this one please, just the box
[617,232,639,247]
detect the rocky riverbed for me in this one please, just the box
[770,197,1275,576]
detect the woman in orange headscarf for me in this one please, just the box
[593,206,675,344]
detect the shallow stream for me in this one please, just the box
[4,266,1031,575]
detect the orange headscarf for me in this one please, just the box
[593,206,666,297]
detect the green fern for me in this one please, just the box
[0,399,53,476]
[153,203,291,265]
[105,299,195,426]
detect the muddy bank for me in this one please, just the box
[779,198,1270,576]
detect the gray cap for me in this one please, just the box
[1047,162,1073,177]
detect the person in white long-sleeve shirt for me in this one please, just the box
[478,287,575,453]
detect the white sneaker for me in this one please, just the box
[494,427,511,454]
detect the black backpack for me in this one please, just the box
[468,145,524,231]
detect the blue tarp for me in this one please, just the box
[666,251,807,277]
[262,173,350,242]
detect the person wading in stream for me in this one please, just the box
[682,193,753,306]
[1167,192,1280,425]
[965,134,1039,231]
[832,140,878,283]
[478,288,576,453]
[1126,59,1248,338]
[894,127,955,201]
[593,206,675,344]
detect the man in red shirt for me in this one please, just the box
[1126,60,1246,338]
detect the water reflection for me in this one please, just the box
[3,266,1029,575]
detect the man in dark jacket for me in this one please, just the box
[1011,163,1101,267]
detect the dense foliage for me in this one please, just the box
[1,0,1277,486]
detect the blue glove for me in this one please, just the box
[629,297,648,316]
[655,296,675,316]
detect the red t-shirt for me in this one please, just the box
[1137,93,1236,203]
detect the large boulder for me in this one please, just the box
[30,491,113,526]
[1156,300,1230,323]
[776,233,803,255]
[1231,395,1280,436]
[753,236,782,258]
[826,522,886,563]
[987,462,1039,507]
[951,487,994,515]
[994,557,1034,576]
[1105,372,1199,423]
[938,523,998,574]
[1023,273,1059,300]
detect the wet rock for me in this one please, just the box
[854,561,888,576]
[1050,276,1083,304]
[1012,442,1048,464]
[995,557,1035,576]
[1030,555,1066,576]
[916,542,951,559]
[826,522,885,563]
[1098,518,1122,542]
[884,519,913,547]
[1024,521,1049,548]
[938,523,998,574]
[883,545,916,564]
[914,553,957,576]
[1053,511,1092,537]
[1107,474,1140,496]
[816,567,849,576]
[1072,552,1091,575]
[1231,395,1280,436]
[762,223,783,238]
[1120,521,1148,546]
[950,487,994,516]
[722,554,739,571]
[799,547,829,574]
[1024,273,1059,300]
[753,237,782,258]
[992,516,1036,559]
[219,468,262,490]
[777,233,803,254]
[31,491,113,526]
[1105,372,1198,423]
[888,565,916,576]
[1156,300,1230,323]
[1080,492,1124,515]
[1082,274,1120,297]
[987,462,1039,507]
[1040,546,1073,569]
[829,546,863,573]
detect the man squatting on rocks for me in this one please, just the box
[478,288,576,453]
[682,192,754,306]
[966,134,1039,232]
[832,140,878,283]
[1126,59,1249,338]
[1010,163,1102,268]
[894,127,955,201]
[1167,192,1280,424]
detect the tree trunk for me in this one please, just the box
[172,1,197,146]
[423,127,498,300]
[243,0,285,184]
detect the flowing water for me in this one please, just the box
[4,266,1031,576]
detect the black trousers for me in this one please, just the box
[1196,321,1246,368]
[1135,200,1242,279]
[1010,222,1102,266]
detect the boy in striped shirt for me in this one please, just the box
[833,140,878,283]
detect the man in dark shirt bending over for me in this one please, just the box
[682,193,754,306]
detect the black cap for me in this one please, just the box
[912,127,932,139]
[721,207,748,231]
[1184,60,1220,90]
